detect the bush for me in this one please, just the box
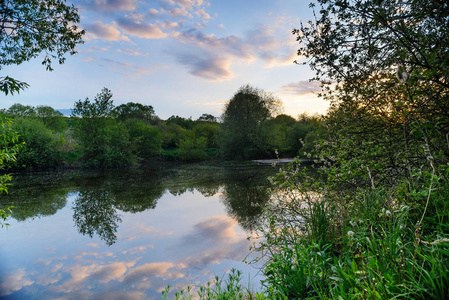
[10,118,63,169]
[124,119,162,161]
[178,134,207,161]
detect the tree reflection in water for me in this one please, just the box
[2,163,278,245]
[71,169,165,245]
[72,189,121,246]
[220,166,272,231]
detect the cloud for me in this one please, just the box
[176,53,233,81]
[169,7,190,17]
[174,29,251,60]
[122,245,153,255]
[90,262,129,283]
[280,81,323,96]
[170,24,297,80]
[195,8,211,21]
[87,57,166,78]
[0,269,34,296]
[123,262,177,284]
[190,215,239,242]
[161,0,204,9]
[116,48,146,56]
[178,216,251,269]
[117,19,168,39]
[83,0,138,11]
[85,21,130,42]
[161,21,180,30]
[148,8,159,17]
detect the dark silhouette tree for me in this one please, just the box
[221,85,282,160]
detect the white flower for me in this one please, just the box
[347,231,354,237]
[385,210,391,216]
[349,221,357,227]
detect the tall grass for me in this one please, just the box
[161,157,449,299]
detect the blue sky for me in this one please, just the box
[1,0,328,119]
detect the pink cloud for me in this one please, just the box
[177,53,233,81]
[117,19,168,39]
[280,81,323,96]
[169,7,190,17]
[85,21,130,42]
[84,0,138,11]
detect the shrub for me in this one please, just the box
[10,118,63,169]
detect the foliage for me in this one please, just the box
[162,269,261,300]
[72,88,135,168]
[0,76,29,95]
[221,84,282,160]
[159,123,188,149]
[178,133,207,161]
[0,0,84,95]
[112,102,158,124]
[240,1,449,299]
[124,119,162,161]
[294,0,449,185]
[197,113,217,122]
[0,115,20,226]
[0,0,84,71]
[36,105,68,132]
[10,118,64,169]
[193,122,220,149]
[166,115,196,130]
[6,103,37,117]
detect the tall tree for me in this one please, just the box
[0,0,84,94]
[112,102,157,124]
[221,85,282,160]
[295,0,449,185]
[72,88,133,168]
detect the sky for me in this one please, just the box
[1,0,329,120]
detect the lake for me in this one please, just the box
[0,162,280,299]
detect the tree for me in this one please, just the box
[72,88,134,168]
[36,105,67,132]
[112,102,158,124]
[5,103,36,117]
[10,118,63,169]
[166,115,196,129]
[0,115,21,226]
[294,0,449,185]
[221,85,282,160]
[197,113,217,123]
[0,0,84,94]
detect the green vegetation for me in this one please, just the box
[0,0,85,95]
[0,116,21,226]
[4,0,447,298]
[220,85,282,160]
[162,0,449,299]
[0,86,319,170]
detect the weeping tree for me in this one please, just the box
[221,85,282,160]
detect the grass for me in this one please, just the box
[161,160,449,299]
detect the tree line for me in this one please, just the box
[0,85,321,170]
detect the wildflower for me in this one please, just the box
[347,231,354,237]
[349,221,357,227]
[385,210,391,216]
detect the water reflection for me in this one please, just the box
[2,163,276,244]
[221,168,271,231]
[73,189,122,246]
[0,162,278,299]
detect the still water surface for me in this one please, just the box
[0,162,278,299]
